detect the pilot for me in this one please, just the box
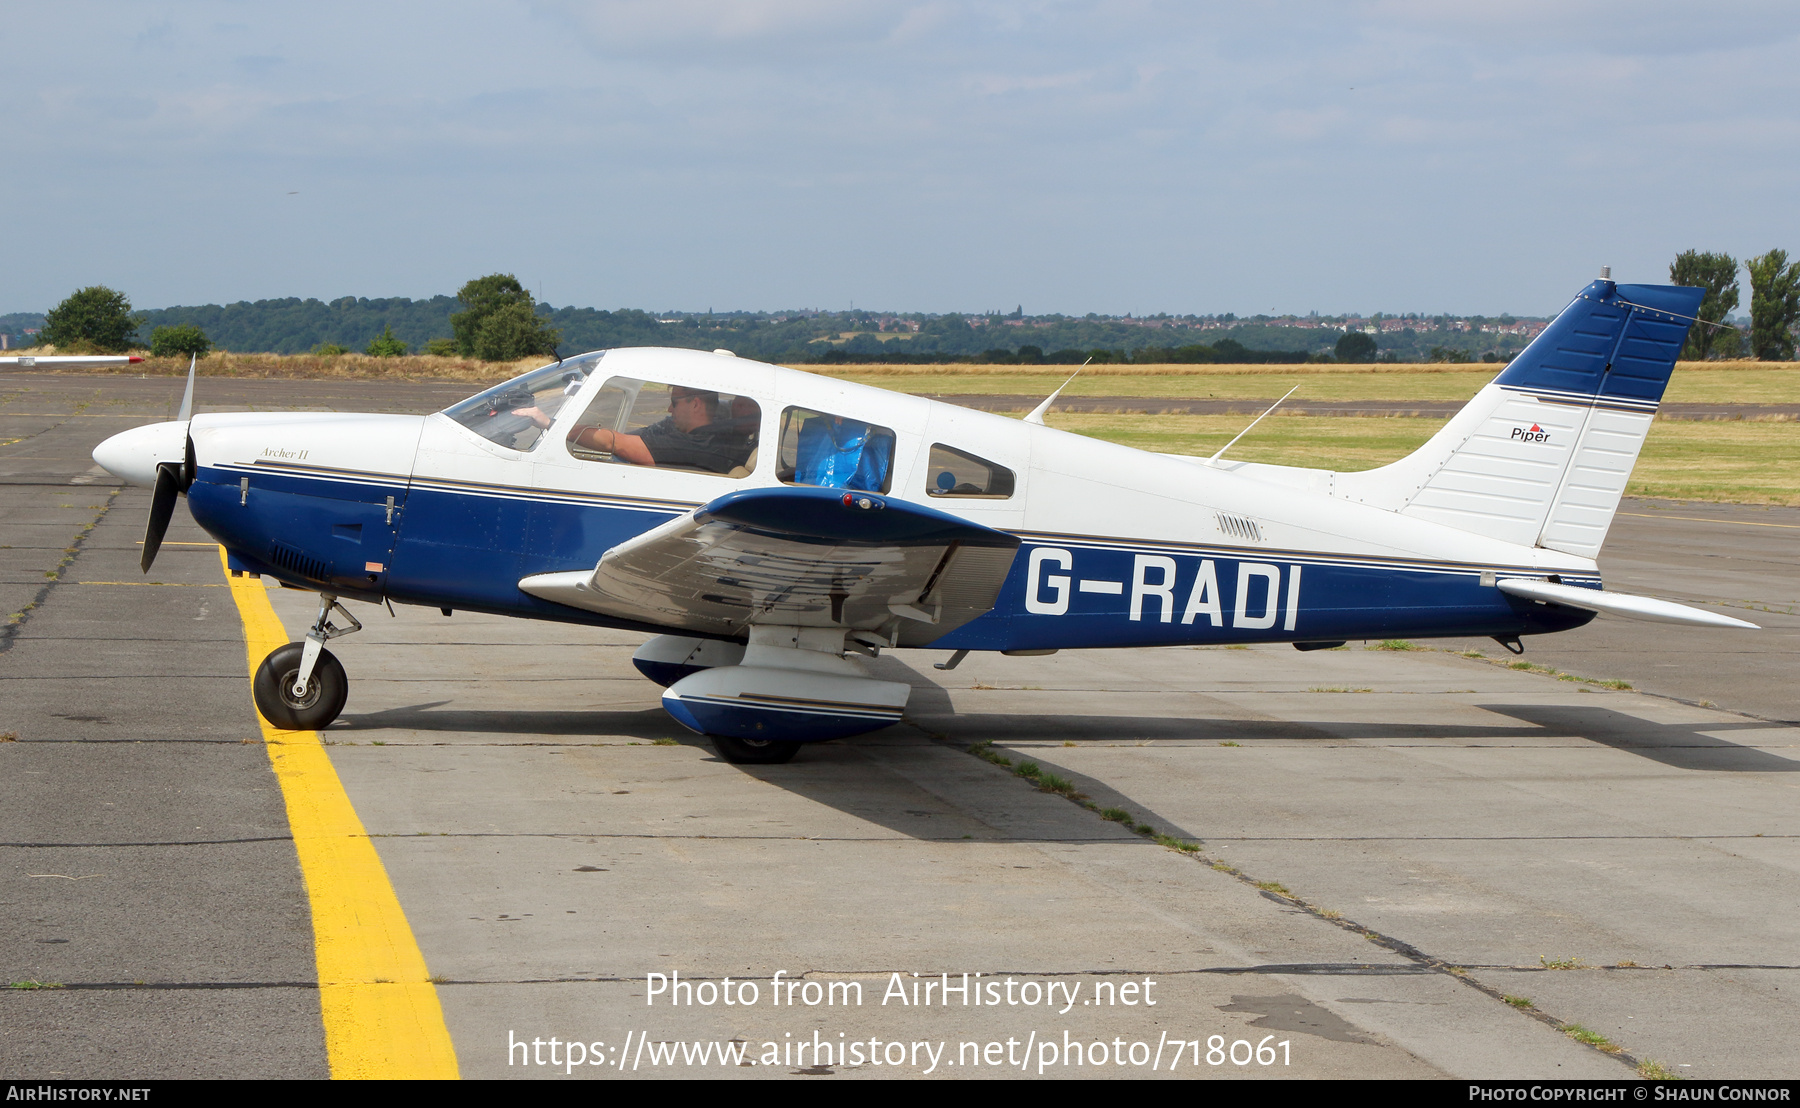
[564,387,753,473]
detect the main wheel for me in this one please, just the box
[710,735,801,765]
[253,642,349,730]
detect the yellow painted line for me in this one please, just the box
[1619,511,1800,530]
[220,547,459,1080]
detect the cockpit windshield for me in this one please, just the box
[442,351,608,451]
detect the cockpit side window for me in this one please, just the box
[564,376,761,477]
[776,407,896,493]
[442,352,605,452]
[926,444,1015,498]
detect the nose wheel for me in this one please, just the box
[253,642,349,729]
[251,593,361,730]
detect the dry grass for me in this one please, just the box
[820,363,1498,402]
[1045,410,1800,505]
[825,369,1494,401]
[847,361,1774,411]
[1665,364,1800,405]
[817,360,1800,405]
[23,349,1800,405]
[27,347,538,384]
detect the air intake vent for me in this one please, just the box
[268,541,329,583]
[1216,513,1263,543]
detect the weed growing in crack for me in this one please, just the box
[1561,1024,1622,1053]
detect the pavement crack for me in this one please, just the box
[0,488,122,656]
[3,836,296,848]
[13,981,320,992]
[950,734,1648,1075]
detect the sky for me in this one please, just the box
[5,1,1799,317]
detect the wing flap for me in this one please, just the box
[519,486,1021,645]
[1497,578,1759,630]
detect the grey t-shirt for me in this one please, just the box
[634,418,752,473]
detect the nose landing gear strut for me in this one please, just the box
[251,594,361,730]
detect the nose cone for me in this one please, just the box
[94,421,188,487]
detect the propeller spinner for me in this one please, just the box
[91,355,200,573]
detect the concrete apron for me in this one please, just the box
[254,582,1791,1079]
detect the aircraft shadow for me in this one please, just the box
[718,658,1799,844]
[900,706,1795,771]
[1477,703,1800,773]
[330,663,1796,849]
[883,654,1796,774]
[333,703,686,741]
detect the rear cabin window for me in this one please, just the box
[565,377,761,477]
[776,407,896,493]
[926,444,1015,499]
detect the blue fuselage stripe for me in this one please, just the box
[188,465,1592,647]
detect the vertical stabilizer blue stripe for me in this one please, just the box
[1494,280,1704,406]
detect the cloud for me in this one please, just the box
[1362,0,1800,57]
[2,1,1798,314]
[530,0,909,53]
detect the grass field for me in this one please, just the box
[1047,412,1800,505]
[818,361,1800,405]
[25,349,546,383]
[37,351,1800,406]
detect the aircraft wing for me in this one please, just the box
[1497,578,1759,630]
[518,486,1022,646]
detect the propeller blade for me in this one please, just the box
[176,354,197,421]
[141,463,181,573]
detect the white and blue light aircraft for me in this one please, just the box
[91,276,1755,763]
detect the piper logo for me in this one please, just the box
[1510,423,1550,443]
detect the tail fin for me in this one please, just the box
[1334,279,1704,558]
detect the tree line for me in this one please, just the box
[28,276,563,361]
[21,255,1800,363]
[815,337,1331,366]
